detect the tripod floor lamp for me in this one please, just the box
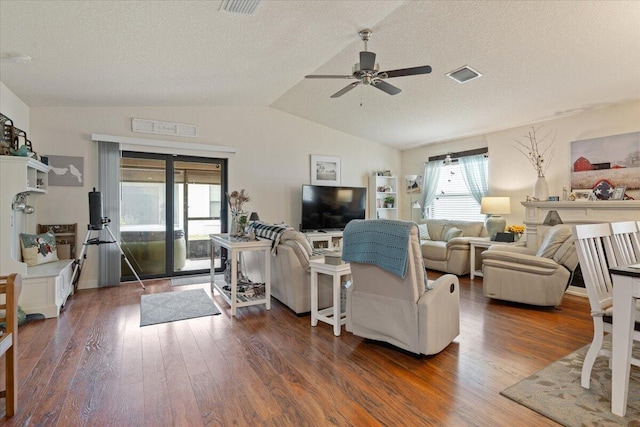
[405,175,422,222]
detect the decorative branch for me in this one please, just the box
[513,126,556,178]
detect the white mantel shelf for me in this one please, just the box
[522,201,640,233]
[522,200,640,212]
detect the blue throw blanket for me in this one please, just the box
[342,219,414,278]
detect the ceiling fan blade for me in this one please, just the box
[305,75,354,79]
[360,51,376,71]
[380,65,432,78]
[372,80,401,95]
[331,82,360,98]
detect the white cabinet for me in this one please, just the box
[305,231,343,250]
[20,260,74,318]
[0,156,73,318]
[369,174,398,220]
[0,156,50,276]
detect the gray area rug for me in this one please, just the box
[502,342,640,426]
[140,289,220,326]
[170,274,211,287]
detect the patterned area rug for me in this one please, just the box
[502,343,640,426]
[140,289,220,326]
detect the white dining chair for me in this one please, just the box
[610,221,640,266]
[572,223,640,389]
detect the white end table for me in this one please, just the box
[310,259,350,336]
[469,239,521,279]
[210,234,271,316]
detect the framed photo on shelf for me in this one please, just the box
[572,189,594,201]
[611,186,626,200]
[310,155,341,186]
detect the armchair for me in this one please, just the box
[343,220,460,355]
[481,224,578,307]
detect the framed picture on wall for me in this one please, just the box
[44,155,84,186]
[311,155,341,186]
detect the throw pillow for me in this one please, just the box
[19,232,59,266]
[417,223,431,240]
[443,227,463,242]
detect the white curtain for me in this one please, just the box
[97,141,121,286]
[458,154,488,204]
[420,161,443,218]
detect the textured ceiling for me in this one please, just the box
[1,1,639,150]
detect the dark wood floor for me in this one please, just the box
[0,274,593,426]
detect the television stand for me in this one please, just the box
[304,230,343,251]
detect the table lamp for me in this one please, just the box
[480,197,511,240]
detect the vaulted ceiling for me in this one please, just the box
[1,1,639,150]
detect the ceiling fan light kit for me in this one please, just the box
[305,29,432,98]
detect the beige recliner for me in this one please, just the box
[344,221,460,355]
[481,224,578,307]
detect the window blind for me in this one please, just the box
[428,163,485,222]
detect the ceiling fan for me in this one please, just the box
[305,29,432,98]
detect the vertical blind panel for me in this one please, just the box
[428,163,485,222]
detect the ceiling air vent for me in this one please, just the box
[220,0,261,15]
[447,66,482,84]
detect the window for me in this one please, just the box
[426,160,486,222]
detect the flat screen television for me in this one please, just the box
[301,185,367,231]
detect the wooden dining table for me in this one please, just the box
[609,265,640,417]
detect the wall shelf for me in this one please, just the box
[369,174,398,220]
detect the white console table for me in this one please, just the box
[210,234,271,316]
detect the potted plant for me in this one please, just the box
[384,196,395,208]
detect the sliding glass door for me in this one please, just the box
[119,153,226,280]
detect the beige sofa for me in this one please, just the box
[243,229,334,315]
[418,219,488,276]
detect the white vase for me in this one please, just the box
[533,176,549,201]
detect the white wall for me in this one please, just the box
[29,106,401,288]
[0,81,30,133]
[402,100,640,225]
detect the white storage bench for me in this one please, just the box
[20,260,74,318]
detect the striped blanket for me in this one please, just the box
[249,222,291,253]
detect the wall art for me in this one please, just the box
[45,155,84,186]
[311,155,341,186]
[570,131,639,200]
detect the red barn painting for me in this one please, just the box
[571,131,640,200]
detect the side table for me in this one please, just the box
[310,259,351,336]
[210,234,271,316]
[469,239,521,279]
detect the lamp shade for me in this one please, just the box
[249,212,260,221]
[480,197,511,215]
